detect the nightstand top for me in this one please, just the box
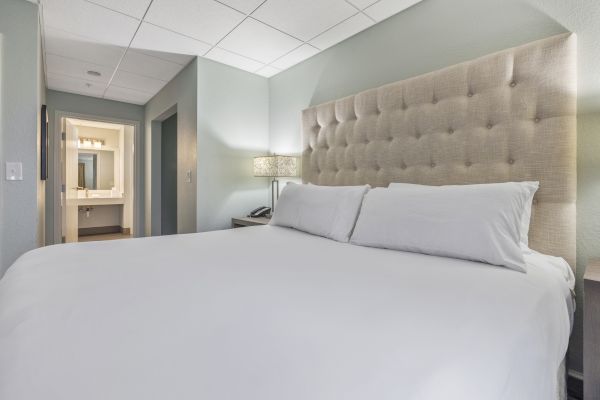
[231,216,270,227]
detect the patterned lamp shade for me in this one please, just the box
[253,155,299,177]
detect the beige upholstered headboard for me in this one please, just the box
[302,33,577,269]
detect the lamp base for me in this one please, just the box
[271,178,279,213]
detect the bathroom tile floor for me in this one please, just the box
[78,233,132,242]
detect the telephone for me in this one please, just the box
[248,206,271,218]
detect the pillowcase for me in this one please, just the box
[388,181,538,249]
[351,182,539,272]
[269,183,370,242]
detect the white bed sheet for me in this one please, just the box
[0,226,573,400]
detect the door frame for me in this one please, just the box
[52,110,142,243]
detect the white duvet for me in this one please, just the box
[0,226,574,400]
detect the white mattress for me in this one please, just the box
[0,226,574,400]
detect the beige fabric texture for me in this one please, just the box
[302,33,577,270]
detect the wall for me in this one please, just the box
[160,113,177,235]
[78,205,121,229]
[196,57,269,232]
[45,90,144,244]
[267,0,600,375]
[145,60,197,236]
[37,19,46,248]
[0,0,43,275]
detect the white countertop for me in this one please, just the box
[70,197,125,206]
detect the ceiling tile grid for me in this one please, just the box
[40,0,422,105]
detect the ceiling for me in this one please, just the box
[39,0,422,105]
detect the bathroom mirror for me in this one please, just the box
[78,150,115,190]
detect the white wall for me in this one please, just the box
[0,0,43,275]
[196,57,270,232]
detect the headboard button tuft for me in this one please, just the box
[508,158,515,165]
[448,128,454,134]
[430,162,436,168]
[465,161,472,167]
[467,92,473,97]
[535,117,541,123]
[487,123,493,129]
[510,81,517,87]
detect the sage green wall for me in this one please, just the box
[268,0,600,374]
[145,59,197,236]
[0,0,43,275]
[196,57,270,232]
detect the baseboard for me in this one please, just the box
[568,369,583,400]
[78,225,122,236]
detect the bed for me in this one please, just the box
[0,33,576,400]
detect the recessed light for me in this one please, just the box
[86,70,101,77]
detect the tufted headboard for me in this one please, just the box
[302,33,577,269]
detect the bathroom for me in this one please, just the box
[64,118,135,242]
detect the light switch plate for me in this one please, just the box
[6,162,23,181]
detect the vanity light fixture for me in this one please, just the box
[78,137,105,149]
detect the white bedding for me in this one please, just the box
[0,226,574,400]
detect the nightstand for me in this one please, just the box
[231,216,270,228]
[584,259,600,399]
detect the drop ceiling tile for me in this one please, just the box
[131,22,212,56]
[251,0,356,41]
[120,50,183,81]
[205,47,264,73]
[46,73,106,97]
[44,27,126,68]
[111,69,167,94]
[46,53,114,83]
[271,44,319,70]
[216,0,265,14]
[364,0,423,22]
[255,65,281,78]
[43,0,139,47]
[145,0,245,45]
[86,0,152,19]
[219,19,302,64]
[345,0,378,9]
[105,85,153,105]
[134,49,194,66]
[309,12,373,50]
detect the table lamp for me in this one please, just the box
[253,155,299,214]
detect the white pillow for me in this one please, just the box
[388,181,538,249]
[270,183,370,242]
[351,182,539,272]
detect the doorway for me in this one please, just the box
[56,115,138,243]
[160,113,177,235]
